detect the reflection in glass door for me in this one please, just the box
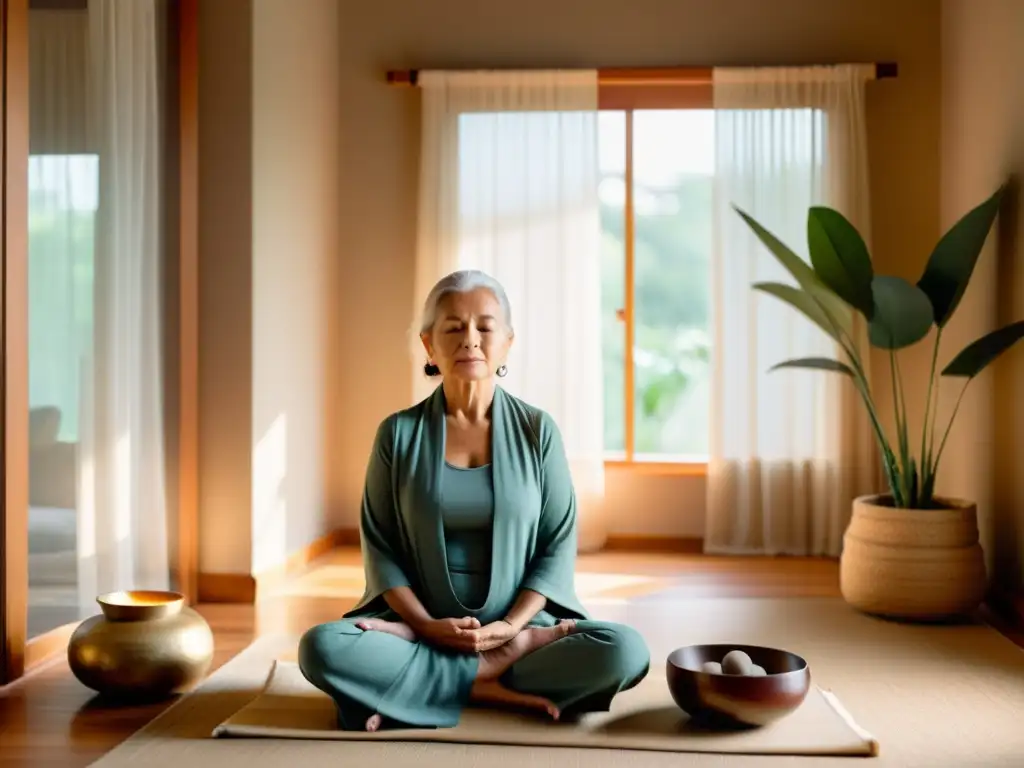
[27,0,173,639]
[27,152,97,637]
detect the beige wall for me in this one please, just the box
[940,0,1024,591]
[198,0,340,575]
[251,0,341,573]
[195,0,1024,579]
[330,0,943,535]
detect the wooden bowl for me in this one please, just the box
[666,644,811,728]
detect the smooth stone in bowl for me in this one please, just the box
[721,650,753,675]
[666,643,811,728]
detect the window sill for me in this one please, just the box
[604,460,707,477]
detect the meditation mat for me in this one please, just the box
[212,658,877,756]
[88,597,1024,767]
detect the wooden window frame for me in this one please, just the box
[600,85,711,477]
[386,69,717,477]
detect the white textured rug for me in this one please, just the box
[213,657,876,755]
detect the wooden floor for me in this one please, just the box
[0,548,1014,767]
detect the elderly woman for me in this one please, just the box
[298,270,650,732]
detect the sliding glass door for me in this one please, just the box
[26,0,173,642]
[3,0,197,683]
[26,5,95,636]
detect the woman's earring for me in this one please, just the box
[497,364,508,378]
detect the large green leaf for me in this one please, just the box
[735,207,853,336]
[941,320,1024,378]
[868,275,935,349]
[768,357,855,376]
[917,185,1005,327]
[753,282,842,341]
[807,207,875,318]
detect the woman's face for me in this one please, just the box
[421,288,513,383]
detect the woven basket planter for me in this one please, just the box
[839,494,987,621]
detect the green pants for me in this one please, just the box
[297,618,651,730]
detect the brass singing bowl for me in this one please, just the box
[666,643,811,728]
[68,590,214,701]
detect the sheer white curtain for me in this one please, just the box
[412,71,608,551]
[706,65,879,556]
[25,13,95,627]
[76,0,168,609]
[27,10,91,459]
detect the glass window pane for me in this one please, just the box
[631,110,713,460]
[27,3,173,639]
[598,111,626,457]
[28,155,98,637]
[27,3,98,638]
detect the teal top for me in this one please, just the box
[345,384,589,626]
[441,462,494,610]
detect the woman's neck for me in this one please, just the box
[442,379,495,423]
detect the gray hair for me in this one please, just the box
[418,269,514,335]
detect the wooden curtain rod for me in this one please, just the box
[386,62,898,87]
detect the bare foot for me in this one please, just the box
[477,620,576,680]
[365,713,383,732]
[355,619,416,642]
[471,679,560,720]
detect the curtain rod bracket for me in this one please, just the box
[876,62,898,79]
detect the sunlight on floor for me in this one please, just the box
[271,564,367,598]
[269,564,673,602]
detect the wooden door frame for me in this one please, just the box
[174,0,199,611]
[1,0,29,686]
[0,0,199,685]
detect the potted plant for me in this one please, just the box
[736,183,1024,621]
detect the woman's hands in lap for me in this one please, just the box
[416,616,483,652]
[457,621,518,652]
[416,617,519,653]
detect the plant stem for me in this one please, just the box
[888,348,901,433]
[848,370,885,443]
[807,294,902,501]
[932,381,970,476]
[840,340,894,459]
[889,348,908,505]
[921,328,941,481]
[832,320,891,445]
[850,371,902,498]
[839,329,902,501]
[894,354,908,433]
[893,352,914,504]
